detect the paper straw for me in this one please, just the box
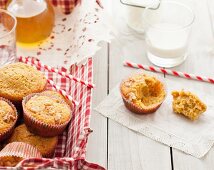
[123,60,214,84]
[19,57,95,88]
[47,79,79,106]
[19,57,79,106]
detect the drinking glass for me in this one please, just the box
[0,9,17,66]
[143,1,195,68]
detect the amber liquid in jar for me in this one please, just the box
[7,0,55,45]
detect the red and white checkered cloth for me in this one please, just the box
[0,57,104,170]
[0,0,80,14]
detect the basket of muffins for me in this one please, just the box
[0,62,73,167]
[120,72,207,120]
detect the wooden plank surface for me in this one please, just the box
[107,35,171,170]
[86,0,214,169]
[86,42,108,168]
[169,0,214,170]
[107,1,172,169]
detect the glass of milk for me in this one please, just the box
[143,1,195,67]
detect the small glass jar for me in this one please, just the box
[7,0,55,45]
[0,9,17,66]
[121,0,160,32]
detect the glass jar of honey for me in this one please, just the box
[7,0,55,45]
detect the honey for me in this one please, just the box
[7,0,55,44]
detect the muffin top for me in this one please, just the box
[0,100,16,133]
[0,63,47,101]
[121,73,166,108]
[25,95,71,125]
[41,90,72,107]
[172,90,207,120]
[7,124,58,157]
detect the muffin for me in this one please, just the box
[0,98,18,142]
[120,73,166,114]
[41,90,72,107]
[172,90,207,120]
[23,93,72,137]
[7,124,58,157]
[0,63,47,102]
[0,142,41,167]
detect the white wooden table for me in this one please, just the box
[86,0,214,169]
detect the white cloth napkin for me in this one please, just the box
[95,75,214,158]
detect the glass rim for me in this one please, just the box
[0,9,17,39]
[143,1,195,31]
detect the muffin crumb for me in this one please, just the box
[172,90,207,120]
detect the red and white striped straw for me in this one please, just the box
[19,57,95,89]
[124,60,214,84]
[19,57,79,106]
[47,79,79,106]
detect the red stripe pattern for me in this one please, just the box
[124,61,214,85]
[0,142,42,159]
[19,57,95,89]
[1,57,105,170]
[0,0,80,14]
[184,73,191,79]
[172,71,179,77]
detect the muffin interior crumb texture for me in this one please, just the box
[25,95,71,125]
[121,74,166,108]
[8,124,57,157]
[0,156,23,167]
[172,90,207,120]
[0,100,16,133]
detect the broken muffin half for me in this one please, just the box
[171,90,207,120]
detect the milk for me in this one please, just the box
[126,5,145,32]
[124,0,160,32]
[146,23,188,59]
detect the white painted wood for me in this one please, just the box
[108,38,171,170]
[86,0,214,169]
[167,0,214,170]
[86,42,108,168]
[107,0,172,167]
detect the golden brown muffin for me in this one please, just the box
[172,90,207,120]
[23,93,72,137]
[120,73,166,114]
[0,63,47,102]
[25,95,71,125]
[7,124,58,157]
[0,99,18,142]
[0,142,41,167]
[41,90,72,107]
[0,156,23,167]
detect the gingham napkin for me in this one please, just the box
[0,0,80,14]
[95,71,214,158]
